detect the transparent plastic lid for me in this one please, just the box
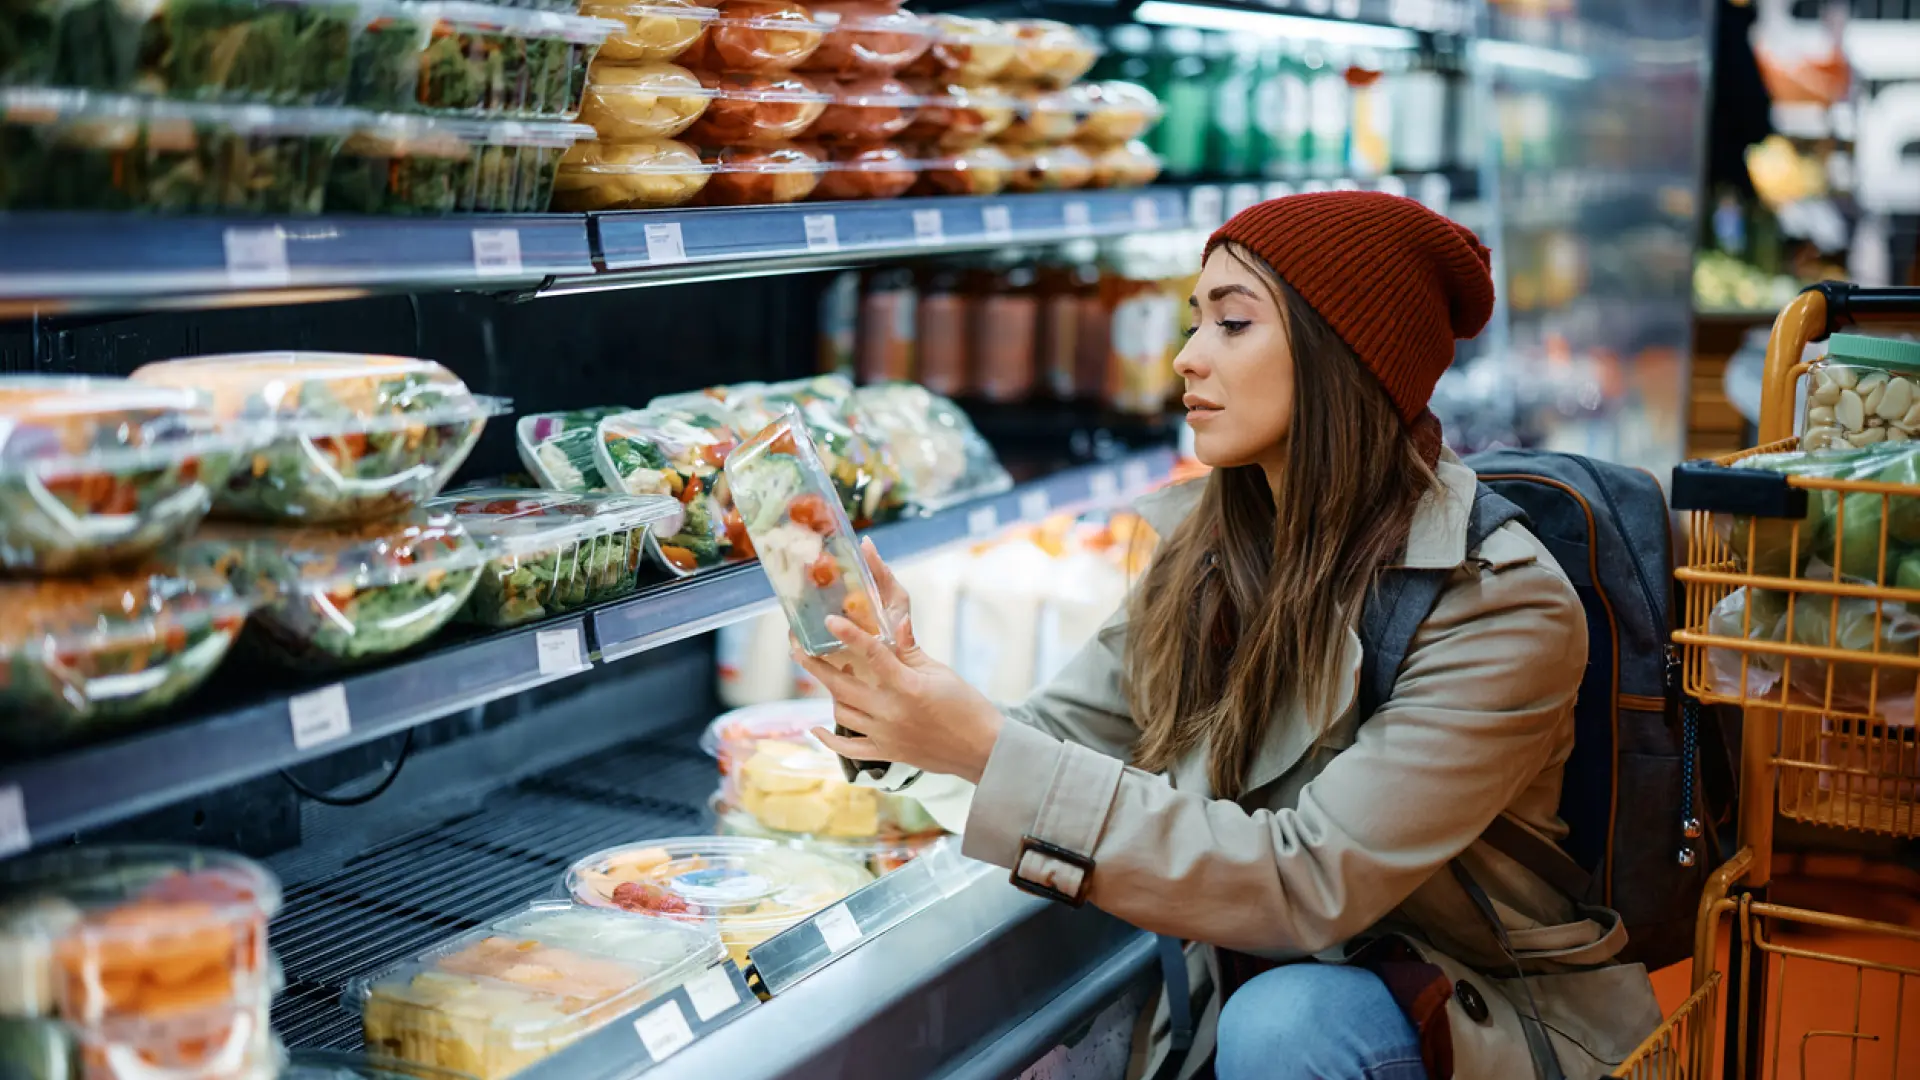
[565,838,871,933]
[130,352,508,438]
[560,137,719,175]
[585,64,721,101]
[143,100,365,138]
[0,376,243,478]
[588,1,719,24]
[823,144,923,171]
[822,75,922,108]
[706,143,829,174]
[852,382,1010,508]
[700,698,836,767]
[0,560,254,662]
[430,487,684,557]
[0,86,145,126]
[710,793,947,864]
[422,1,622,42]
[923,12,1015,47]
[704,70,832,104]
[192,509,485,597]
[340,114,477,160]
[467,120,597,147]
[707,8,833,32]
[1084,79,1161,119]
[593,404,738,498]
[813,3,930,33]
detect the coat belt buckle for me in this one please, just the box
[1011,835,1095,907]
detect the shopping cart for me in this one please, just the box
[1612,282,1920,1080]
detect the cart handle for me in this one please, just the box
[1758,283,1920,445]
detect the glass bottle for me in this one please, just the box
[1149,28,1210,181]
[1206,34,1258,179]
[916,263,970,397]
[856,265,917,385]
[970,257,1040,403]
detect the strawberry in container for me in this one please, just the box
[592,403,749,576]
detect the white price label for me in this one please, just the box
[1088,470,1120,501]
[470,228,523,276]
[684,966,742,1022]
[1132,197,1161,229]
[633,1000,695,1062]
[223,226,290,286]
[288,684,351,752]
[815,905,861,954]
[912,208,944,245]
[1122,459,1151,491]
[0,785,27,859]
[535,628,585,675]
[982,205,1013,241]
[804,214,839,253]
[966,505,999,537]
[1189,186,1224,229]
[1063,200,1092,230]
[645,222,688,265]
[1018,489,1050,521]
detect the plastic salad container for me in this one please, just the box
[675,0,828,73]
[680,69,826,146]
[68,992,280,1080]
[411,3,617,118]
[577,61,714,140]
[0,89,148,211]
[898,14,1013,85]
[131,0,361,105]
[1005,141,1090,192]
[552,135,712,208]
[851,382,1010,510]
[130,352,504,523]
[1799,334,1920,452]
[326,115,589,213]
[592,404,747,576]
[724,413,891,656]
[723,375,901,526]
[895,79,1010,150]
[193,509,484,669]
[997,86,1079,145]
[711,794,943,877]
[565,838,872,965]
[0,561,251,750]
[0,0,160,91]
[811,141,915,200]
[702,699,942,842]
[1087,139,1160,188]
[797,0,929,76]
[999,19,1099,88]
[1076,80,1160,146]
[354,901,723,1080]
[580,0,717,62]
[909,141,1008,195]
[347,2,433,108]
[431,487,682,627]
[807,74,916,142]
[696,140,823,204]
[0,377,242,574]
[516,406,631,490]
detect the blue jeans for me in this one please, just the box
[1214,964,1428,1080]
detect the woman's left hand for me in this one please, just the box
[795,542,1005,784]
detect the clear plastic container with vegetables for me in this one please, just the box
[998,18,1098,88]
[432,487,682,627]
[346,1,432,108]
[592,403,747,576]
[0,0,161,91]
[0,561,251,750]
[1799,333,1920,452]
[576,61,715,140]
[724,412,891,655]
[516,405,632,490]
[326,115,587,213]
[193,508,484,669]
[724,375,901,526]
[0,377,248,574]
[851,382,1010,511]
[132,0,361,104]
[412,3,617,118]
[551,135,712,208]
[131,352,505,524]
[354,901,722,1080]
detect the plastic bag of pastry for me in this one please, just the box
[811,141,917,200]
[676,0,829,73]
[798,0,931,76]
[580,0,717,63]
[899,13,1015,85]
[551,136,715,208]
[577,61,716,140]
[896,79,1012,149]
[1005,141,1091,192]
[1076,79,1161,146]
[697,140,826,204]
[1087,138,1161,189]
[909,142,1010,196]
[999,18,1099,87]
[681,69,828,146]
[808,74,919,142]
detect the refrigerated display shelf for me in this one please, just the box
[0,446,1176,852]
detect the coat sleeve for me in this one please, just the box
[960,557,1586,957]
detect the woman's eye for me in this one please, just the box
[1217,319,1251,336]
[1182,325,1199,339]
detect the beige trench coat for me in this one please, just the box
[959,453,1663,1079]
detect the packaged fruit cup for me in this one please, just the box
[851,382,1011,510]
[551,135,713,208]
[998,19,1099,88]
[0,377,245,574]
[675,0,828,73]
[132,0,361,105]
[895,79,1011,150]
[72,989,280,1080]
[565,838,872,966]
[0,561,252,751]
[724,413,892,659]
[0,846,279,1026]
[680,69,827,147]
[722,375,901,526]
[696,140,825,204]
[353,901,723,1080]
[898,14,1014,86]
[515,406,632,490]
[347,2,434,109]
[577,61,715,140]
[580,0,717,62]
[807,74,918,142]
[1005,141,1091,192]
[798,1,930,77]
[1800,334,1920,452]
[1086,138,1160,189]
[908,142,1010,195]
[411,3,618,119]
[430,486,683,627]
[1076,79,1160,146]
[191,509,484,670]
[592,403,747,576]
[130,352,505,524]
[0,0,163,92]
[810,142,916,200]
[997,86,1079,146]
[711,794,944,877]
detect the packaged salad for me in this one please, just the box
[0,561,251,750]
[695,140,824,204]
[580,0,716,62]
[565,838,871,965]
[897,13,1013,85]
[680,69,827,147]
[411,3,617,119]
[592,404,748,576]
[723,375,901,526]
[131,0,360,105]
[354,901,722,1080]
[326,115,589,214]
[576,61,715,140]
[0,0,159,91]
[130,352,505,524]
[516,405,632,490]
[851,382,1010,510]
[0,377,245,574]
[193,509,484,669]
[797,0,929,76]
[675,0,827,73]
[551,135,712,208]
[347,2,433,109]
[724,413,891,658]
[431,487,682,627]
[806,74,917,142]
[810,141,915,200]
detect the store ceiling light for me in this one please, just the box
[1473,39,1593,80]
[1131,2,1420,50]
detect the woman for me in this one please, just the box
[796,193,1661,1079]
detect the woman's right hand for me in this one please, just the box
[860,536,917,653]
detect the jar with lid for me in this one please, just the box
[1035,242,1103,401]
[915,263,971,397]
[1101,237,1181,416]
[1801,334,1920,451]
[969,258,1040,404]
[856,266,918,385]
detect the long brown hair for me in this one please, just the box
[1128,242,1437,798]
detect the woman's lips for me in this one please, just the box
[1183,394,1222,423]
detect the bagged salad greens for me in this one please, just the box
[0,377,247,573]
[851,382,1009,511]
[0,559,252,750]
[718,375,901,527]
[592,403,748,576]
[191,508,483,669]
[516,406,631,491]
[431,486,681,627]
[131,352,505,524]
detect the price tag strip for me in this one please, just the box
[622,963,758,1069]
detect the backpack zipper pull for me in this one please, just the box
[1668,644,1703,865]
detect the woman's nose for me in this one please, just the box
[1172,337,1206,380]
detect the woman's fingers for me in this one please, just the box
[812,726,890,763]
[792,649,886,715]
[860,538,918,650]
[826,615,914,684]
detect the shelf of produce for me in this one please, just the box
[0,445,1178,853]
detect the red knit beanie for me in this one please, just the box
[1204,192,1495,428]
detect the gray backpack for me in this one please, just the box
[1356,449,1713,972]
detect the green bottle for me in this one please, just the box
[1305,45,1351,179]
[1254,40,1309,180]
[1150,28,1210,181]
